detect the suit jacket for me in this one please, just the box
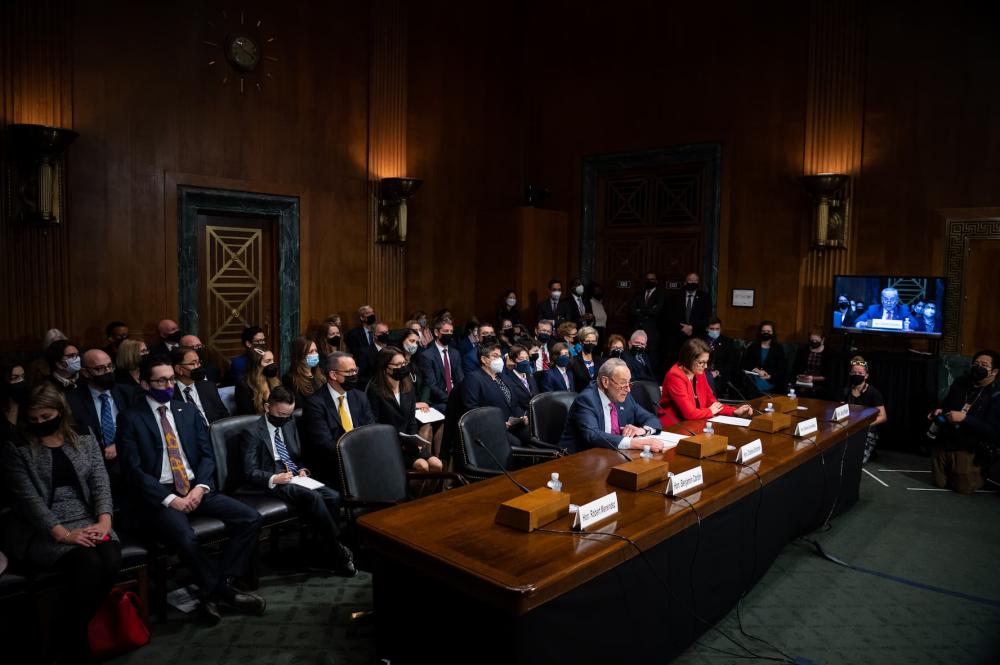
[366,384,419,435]
[566,294,592,325]
[539,366,577,393]
[147,341,178,359]
[559,385,660,453]
[569,353,600,390]
[65,382,137,447]
[459,369,523,419]
[657,363,735,427]
[628,287,666,330]
[461,346,482,374]
[346,325,374,357]
[853,303,915,328]
[623,350,656,383]
[501,368,538,415]
[300,386,374,460]
[536,298,574,325]
[416,344,465,411]
[704,335,739,388]
[242,416,305,489]
[663,289,712,337]
[172,379,230,424]
[117,399,217,509]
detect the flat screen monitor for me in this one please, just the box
[832,275,944,337]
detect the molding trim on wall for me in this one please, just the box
[940,207,1000,354]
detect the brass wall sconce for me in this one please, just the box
[799,173,850,249]
[377,177,422,243]
[5,123,79,226]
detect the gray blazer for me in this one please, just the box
[2,434,115,565]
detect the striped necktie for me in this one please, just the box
[273,427,298,474]
[98,392,115,445]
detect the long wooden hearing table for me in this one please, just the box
[358,397,877,664]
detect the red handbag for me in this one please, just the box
[87,588,150,657]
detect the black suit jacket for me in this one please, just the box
[459,369,522,419]
[366,384,419,435]
[66,383,137,448]
[705,335,739,387]
[622,350,656,383]
[345,326,374,357]
[566,294,592,325]
[416,344,465,411]
[172,379,230,424]
[569,353,600,390]
[301,386,374,461]
[664,289,712,337]
[147,341,178,359]
[536,298,573,325]
[242,416,304,489]
[117,399,216,508]
[501,368,538,415]
[628,288,666,331]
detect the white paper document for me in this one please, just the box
[415,407,446,424]
[289,476,326,490]
[709,415,752,427]
[651,431,684,447]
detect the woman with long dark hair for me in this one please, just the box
[235,348,281,415]
[283,335,324,407]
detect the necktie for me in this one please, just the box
[98,393,115,445]
[273,426,298,474]
[158,405,190,496]
[494,376,511,404]
[609,402,621,435]
[686,294,693,323]
[541,346,550,370]
[442,349,453,394]
[366,328,372,346]
[184,386,207,423]
[638,354,647,367]
[338,394,353,433]
[645,290,652,305]
[563,370,571,390]
[520,375,529,392]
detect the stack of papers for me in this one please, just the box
[709,415,753,427]
[415,407,445,424]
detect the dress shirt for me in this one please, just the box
[327,383,353,430]
[265,419,299,489]
[88,385,119,428]
[144,396,208,507]
[597,387,654,449]
[557,367,572,390]
[178,380,208,424]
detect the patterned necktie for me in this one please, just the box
[273,426,298,474]
[338,394,353,433]
[493,376,511,404]
[98,392,115,445]
[541,346,549,370]
[686,294,693,323]
[442,349,453,394]
[609,402,621,435]
[158,405,190,496]
[184,385,207,423]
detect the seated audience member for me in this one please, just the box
[845,356,888,463]
[417,318,464,415]
[740,320,787,396]
[557,321,581,356]
[179,334,223,384]
[283,336,324,407]
[502,344,539,417]
[569,326,601,388]
[346,304,378,357]
[792,326,833,399]
[27,328,68,385]
[314,319,344,365]
[400,329,437,446]
[172,347,230,424]
[358,320,391,388]
[599,334,627,369]
[43,339,81,393]
[228,326,267,385]
[410,311,434,348]
[540,342,577,393]
[1,363,28,443]
[623,330,656,383]
[149,318,183,358]
[301,351,374,483]
[928,350,999,494]
[242,386,355,576]
[235,348,280,416]
[65,349,136,461]
[853,287,915,329]
[103,320,129,363]
[455,318,480,358]
[833,294,855,328]
[458,343,529,443]
[497,289,521,327]
[117,355,264,623]
[498,318,515,354]
[114,339,148,387]
[703,317,738,396]
[367,347,443,473]
[533,320,554,371]
[463,322,497,373]
[2,384,120,662]
[658,338,753,428]
[559,358,663,454]
[916,302,941,333]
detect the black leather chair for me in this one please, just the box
[528,391,575,451]
[632,379,660,414]
[457,407,560,483]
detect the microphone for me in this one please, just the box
[474,438,530,493]
[599,437,636,463]
[727,381,765,416]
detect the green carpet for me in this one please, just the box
[110,451,1000,665]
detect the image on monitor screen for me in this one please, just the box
[832,276,945,337]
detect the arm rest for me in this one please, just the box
[405,471,468,485]
[342,496,403,509]
[511,446,561,459]
[528,437,568,454]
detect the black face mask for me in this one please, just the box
[685,283,699,293]
[970,365,989,382]
[529,352,539,364]
[438,333,454,346]
[838,303,849,311]
[582,343,596,354]
[328,335,341,347]
[3,381,29,405]
[809,340,822,349]
[375,332,390,344]
[27,415,62,438]
[631,346,646,355]
[537,333,551,343]
[849,374,865,387]
[190,367,207,382]
[480,335,497,347]
[262,364,279,379]
[646,280,658,290]
[165,330,183,343]
[90,372,116,391]
[390,365,410,381]
[365,314,377,326]
[340,375,359,389]
[759,332,773,341]
[266,414,292,429]
[609,348,623,358]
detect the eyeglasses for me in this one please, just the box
[334,369,359,377]
[86,363,115,374]
[148,376,177,387]
[607,378,633,390]
[850,359,868,367]
[693,359,709,367]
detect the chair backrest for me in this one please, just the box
[336,423,408,503]
[632,380,660,414]
[218,385,237,416]
[528,391,576,447]
[457,406,511,473]
[209,414,260,492]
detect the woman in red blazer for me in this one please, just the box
[658,338,753,428]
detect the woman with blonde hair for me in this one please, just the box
[235,348,280,415]
[114,338,148,387]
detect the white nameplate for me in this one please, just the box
[665,466,704,496]
[573,492,619,531]
[794,417,818,437]
[735,438,763,463]
[871,318,903,330]
[832,403,850,421]
[709,415,752,427]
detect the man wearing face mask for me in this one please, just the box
[622,330,656,383]
[171,347,230,424]
[928,350,1000,494]
[103,320,129,364]
[662,272,711,371]
[533,320,555,371]
[833,295,855,328]
[43,340,82,393]
[358,321,391,390]
[346,304,378,357]
[149,319,183,358]
[854,287,915,329]
[628,272,666,371]
[458,343,529,444]
[66,349,137,464]
[179,334,223,384]
[463,323,498,374]
[702,318,737,396]
[537,278,573,325]
[417,318,465,415]
[242,386,356,576]
[567,277,594,326]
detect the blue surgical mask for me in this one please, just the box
[707,330,721,340]
[65,356,82,374]
[305,353,320,368]
[515,360,532,374]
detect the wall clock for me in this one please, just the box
[203,9,278,94]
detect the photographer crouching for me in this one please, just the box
[927,350,1000,494]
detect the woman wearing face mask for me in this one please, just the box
[283,336,324,407]
[539,342,577,393]
[739,320,787,397]
[366,347,443,473]
[569,326,602,388]
[314,320,343,363]
[793,326,833,399]
[598,334,627,371]
[497,290,521,327]
[399,329,439,447]
[1,363,29,444]
[557,321,581,357]
[114,339,148,387]
[409,311,434,348]
[503,344,540,416]
[3,384,120,663]
[236,349,281,415]
[845,357,887,463]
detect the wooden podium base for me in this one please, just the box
[771,396,799,413]
[495,488,571,532]
[676,433,728,458]
[749,411,792,433]
[606,458,670,491]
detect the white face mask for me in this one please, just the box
[488,358,505,374]
[551,290,561,300]
[403,342,419,354]
[506,297,517,307]
[574,285,584,296]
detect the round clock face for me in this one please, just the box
[226,34,259,71]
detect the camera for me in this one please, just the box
[926,414,948,440]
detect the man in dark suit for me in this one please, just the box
[537,278,574,325]
[559,358,664,454]
[148,318,182,359]
[628,271,667,371]
[567,277,594,326]
[853,287,916,329]
[66,348,136,461]
[243,386,355,576]
[661,272,712,371]
[703,317,739,396]
[171,347,230,424]
[117,356,265,623]
[179,334,222,384]
[103,320,129,364]
[345,304,377,357]
[417,319,465,414]
[459,343,528,443]
[622,331,656,383]
[300,351,374,483]
[502,344,539,417]
[358,321,390,389]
